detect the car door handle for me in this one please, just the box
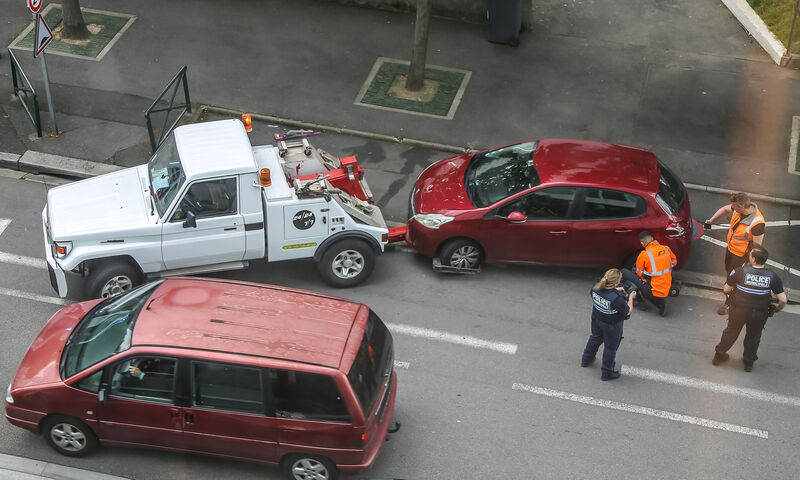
[168,408,182,418]
[224,227,237,231]
[549,230,567,235]
[614,229,632,233]
[183,413,195,425]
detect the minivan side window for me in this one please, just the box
[109,357,176,403]
[74,369,103,393]
[271,370,350,423]
[192,362,264,415]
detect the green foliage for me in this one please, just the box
[748,0,800,53]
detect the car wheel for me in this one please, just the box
[283,454,338,480]
[440,239,483,270]
[84,261,140,299]
[317,239,376,288]
[42,415,98,457]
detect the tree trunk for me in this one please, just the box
[406,0,431,91]
[61,0,91,40]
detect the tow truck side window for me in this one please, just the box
[171,178,238,222]
[148,134,185,217]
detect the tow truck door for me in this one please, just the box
[277,200,330,260]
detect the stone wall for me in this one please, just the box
[326,0,532,27]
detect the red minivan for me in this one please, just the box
[5,277,398,480]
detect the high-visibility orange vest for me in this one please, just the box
[635,240,677,297]
[726,205,765,256]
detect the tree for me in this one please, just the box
[406,0,431,91]
[61,0,90,40]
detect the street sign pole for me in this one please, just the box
[32,10,59,136]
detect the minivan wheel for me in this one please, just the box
[283,454,338,480]
[42,415,98,457]
[440,239,482,270]
[84,261,140,299]
[317,239,375,288]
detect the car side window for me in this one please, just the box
[109,357,176,403]
[496,186,577,219]
[74,369,103,393]
[191,361,264,414]
[270,370,351,423]
[172,177,237,222]
[581,188,644,219]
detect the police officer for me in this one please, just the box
[622,231,676,317]
[581,268,635,381]
[705,192,766,315]
[712,246,787,372]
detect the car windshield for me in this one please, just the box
[656,161,686,215]
[347,310,393,416]
[148,133,185,217]
[465,141,540,208]
[61,281,163,379]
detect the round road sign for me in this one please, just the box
[28,0,43,14]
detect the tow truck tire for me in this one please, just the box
[317,239,375,288]
[84,261,141,299]
[440,239,483,270]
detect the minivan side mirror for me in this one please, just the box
[506,211,527,223]
[98,387,107,405]
[183,210,197,228]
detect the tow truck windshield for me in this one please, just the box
[148,133,185,217]
[466,141,541,208]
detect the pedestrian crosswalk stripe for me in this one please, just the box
[0,251,46,269]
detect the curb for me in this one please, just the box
[721,0,787,66]
[0,453,128,480]
[0,151,123,179]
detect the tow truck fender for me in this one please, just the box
[313,231,382,262]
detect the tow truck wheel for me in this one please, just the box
[318,239,375,288]
[84,262,140,299]
[440,239,483,270]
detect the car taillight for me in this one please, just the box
[665,222,685,238]
[359,431,369,447]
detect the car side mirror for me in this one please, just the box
[506,211,527,223]
[183,210,197,228]
[324,191,331,202]
[98,387,107,405]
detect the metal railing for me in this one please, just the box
[8,49,42,138]
[144,66,191,152]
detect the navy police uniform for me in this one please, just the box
[582,287,630,378]
[715,264,784,366]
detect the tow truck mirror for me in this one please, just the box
[183,211,197,228]
[324,191,331,202]
[506,211,527,223]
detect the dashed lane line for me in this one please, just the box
[386,322,518,355]
[0,219,10,237]
[394,360,410,369]
[680,285,800,315]
[0,251,46,269]
[700,235,800,277]
[0,287,68,306]
[512,383,768,439]
[621,365,800,408]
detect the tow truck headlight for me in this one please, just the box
[6,384,13,404]
[414,213,454,229]
[53,241,72,258]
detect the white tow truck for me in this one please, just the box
[43,118,403,299]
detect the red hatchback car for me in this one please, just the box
[407,139,694,271]
[5,277,397,480]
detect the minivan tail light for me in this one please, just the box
[360,432,369,446]
[665,222,685,238]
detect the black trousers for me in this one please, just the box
[621,268,666,310]
[724,249,747,276]
[715,303,769,364]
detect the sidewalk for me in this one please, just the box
[0,453,127,480]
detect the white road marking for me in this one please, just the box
[621,365,800,408]
[0,219,10,237]
[680,285,800,314]
[394,360,410,369]
[512,382,768,439]
[699,235,800,277]
[708,220,799,229]
[0,287,68,305]
[386,322,518,355]
[0,251,46,269]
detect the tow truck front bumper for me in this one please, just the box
[42,209,67,297]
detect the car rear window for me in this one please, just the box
[656,161,686,215]
[347,311,393,416]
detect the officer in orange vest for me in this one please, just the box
[621,231,676,316]
[705,192,765,315]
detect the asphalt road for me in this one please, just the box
[1,170,800,480]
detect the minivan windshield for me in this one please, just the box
[656,161,686,215]
[466,141,541,208]
[347,311,393,415]
[61,281,163,379]
[148,133,185,217]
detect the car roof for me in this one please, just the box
[533,139,658,193]
[131,278,363,369]
[174,119,257,181]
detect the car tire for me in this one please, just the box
[42,415,98,457]
[317,239,375,288]
[283,453,338,480]
[84,261,140,299]
[621,251,640,272]
[440,239,483,270]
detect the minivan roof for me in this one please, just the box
[130,278,364,369]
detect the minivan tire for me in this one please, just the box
[317,239,375,288]
[440,238,483,270]
[42,415,98,457]
[84,261,140,299]
[283,453,338,480]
